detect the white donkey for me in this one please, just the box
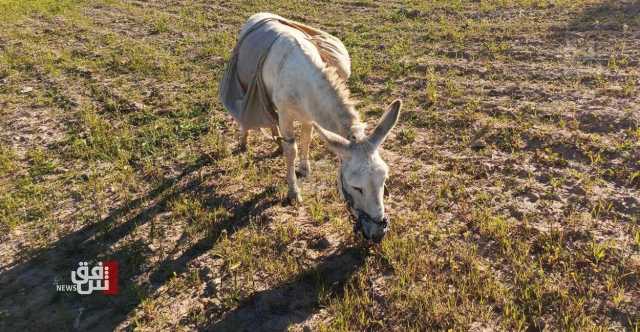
[221,13,402,242]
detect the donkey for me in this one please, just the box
[225,13,402,242]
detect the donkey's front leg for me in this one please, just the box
[279,117,301,203]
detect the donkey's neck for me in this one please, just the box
[313,101,363,139]
[302,70,365,140]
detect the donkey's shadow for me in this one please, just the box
[201,246,367,332]
[0,154,280,331]
[0,152,365,332]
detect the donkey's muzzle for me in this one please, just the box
[355,214,389,243]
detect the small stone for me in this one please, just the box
[133,102,145,110]
[20,86,33,94]
[470,139,486,149]
[207,297,222,307]
[629,254,640,270]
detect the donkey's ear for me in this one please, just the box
[313,123,350,156]
[368,99,402,148]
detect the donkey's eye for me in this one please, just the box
[352,186,363,194]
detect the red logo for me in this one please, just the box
[103,260,119,295]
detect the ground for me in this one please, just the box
[0,0,639,331]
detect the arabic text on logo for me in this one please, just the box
[56,260,119,295]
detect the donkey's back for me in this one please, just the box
[240,13,351,88]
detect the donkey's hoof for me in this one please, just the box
[297,160,311,178]
[296,166,310,178]
[286,191,302,205]
[273,145,283,156]
[235,144,248,154]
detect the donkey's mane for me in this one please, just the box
[315,65,364,138]
[319,66,355,109]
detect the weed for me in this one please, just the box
[425,68,438,106]
[397,127,417,145]
[0,144,17,176]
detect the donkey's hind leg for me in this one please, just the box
[271,125,283,155]
[297,122,313,178]
[238,128,249,152]
[279,114,301,204]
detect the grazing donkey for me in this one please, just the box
[220,13,402,242]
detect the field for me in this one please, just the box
[0,0,639,330]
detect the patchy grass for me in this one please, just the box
[0,0,639,331]
[0,0,81,22]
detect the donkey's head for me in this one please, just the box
[314,100,402,242]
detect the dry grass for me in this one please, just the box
[0,0,639,331]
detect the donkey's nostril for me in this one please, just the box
[371,232,385,243]
[380,216,389,229]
